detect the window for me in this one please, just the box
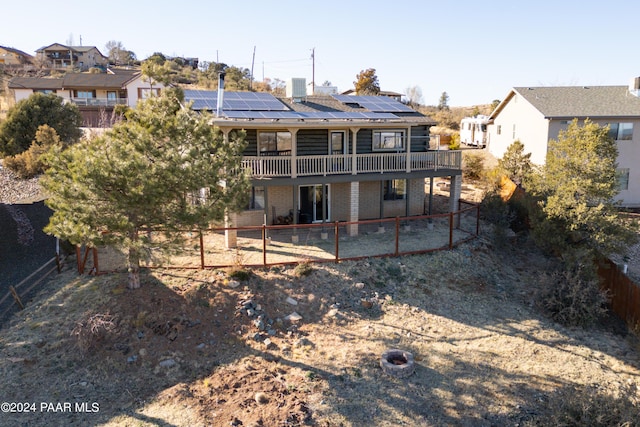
[617,168,630,191]
[138,88,160,99]
[107,91,117,100]
[608,123,633,140]
[384,179,406,200]
[512,124,516,139]
[497,125,501,135]
[373,130,405,151]
[246,186,265,210]
[331,131,345,154]
[258,131,292,155]
[75,90,95,98]
[34,89,55,94]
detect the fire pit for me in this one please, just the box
[380,349,415,378]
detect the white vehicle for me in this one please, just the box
[460,115,490,147]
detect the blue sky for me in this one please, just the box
[2,0,639,106]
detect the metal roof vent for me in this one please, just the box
[286,78,307,101]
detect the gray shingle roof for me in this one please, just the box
[514,86,640,118]
[9,73,140,90]
[62,73,137,89]
[8,77,63,90]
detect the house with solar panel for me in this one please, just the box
[185,77,463,237]
[487,81,640,207]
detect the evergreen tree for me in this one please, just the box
[41,88,250,289]
[437,92,450,110]
[0,93,83,156]
[498,140,533,186]
[530,119,637,259]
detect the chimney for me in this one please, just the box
[216,72,226,116]
[629,77,640,97]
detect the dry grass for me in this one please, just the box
[1,224,639,426]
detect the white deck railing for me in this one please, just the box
[241,151,461,178]
[71,97,128,107]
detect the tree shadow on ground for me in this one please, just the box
[2,236,639,426]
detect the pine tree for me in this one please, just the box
[531,119,637,258]
[498,140,533,186]
[41,88,249,289]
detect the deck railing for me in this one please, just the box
[71,97,128,107]
[241,151,461,178]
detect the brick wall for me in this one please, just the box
[359,181,381,220]
[268,186,293,224]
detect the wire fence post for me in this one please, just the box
[199,231,205,269]
[76,246,82,274]
[262,225,267,266]
[449,211,454,249]
[92,247,99,275]
[394,216,400,256]
[334,221,340,262]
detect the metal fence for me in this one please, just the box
[91,202,480,273]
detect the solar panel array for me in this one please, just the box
[223,111,400,120]
[183,90,415,119]
[184,90,289,111]
[332,94,414,113]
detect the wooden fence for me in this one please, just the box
[599,258,640,329]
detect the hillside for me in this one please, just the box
[1,226,639,426]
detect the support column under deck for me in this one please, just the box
[347,181,359,236]
[449,174,462,227]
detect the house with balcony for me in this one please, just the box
[487,80,640,207]
[35,43,108,71]
[8,70,165,126]
[185,85,463,238]
[0,45,33,67]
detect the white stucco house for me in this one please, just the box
[8,70,166,127]
[487,81,640,207]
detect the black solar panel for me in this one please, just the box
[332,94,414,112]
[184,90,289,111]
[222,111,400,120]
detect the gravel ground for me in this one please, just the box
[0,163,43,204]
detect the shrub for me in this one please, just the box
[535,263,609,327]
[463,153,485,181]
[523,383,640,427]
[294,261,313,277]
[3,124,61,178]
[71,311,119,353]
[3,141,49,178]
[448,133,460,150]
[228,267,252,281]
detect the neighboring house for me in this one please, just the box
[8,70,165,126]
[35,43,108,71]
[0,46,33,66]
[487,81,640,207]
[341,89,403,101]
[185,84,463,242]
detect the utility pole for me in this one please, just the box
[310,47,315,95]
[250,46,256,91]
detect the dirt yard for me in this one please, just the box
[1,223,639,426]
